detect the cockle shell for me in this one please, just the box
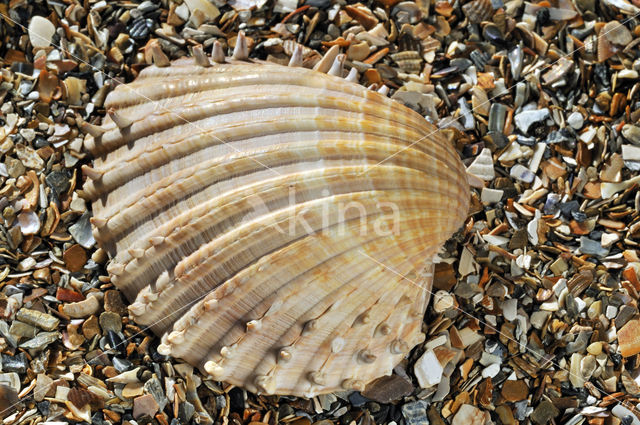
[83,41,470,397]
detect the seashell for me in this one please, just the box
[469,49,491,72]
[602,21,633,46]
[390,50,423,73]
[482,23,507,48]
[462,0,494,24]
[491,8,507,34]
[84,39,469,397]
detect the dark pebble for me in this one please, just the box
[362,375,414,404]
[571,211,587,222]
[536,7,551,26]
[482,24,507,48]
[10,62,34,75]
[488,131,509,149]
[112,356,133,372]
[306,0,331,8]
[347,391,370,407]
[469,49,491,72]
[545,129,574,144]
[2,352,27,373]
[129,17,153,39]
[37,400,50,416]
[450,58,472,72]
[33,136,49,149]
[107,330,125,353]
[45,171,70,197]
[615,305,637,329]
[516,135,537,146]
[594,64,610,89]
[530,400,559,425]
[565,294,578,318]
[228,387,245,412]
[559,200,580,218]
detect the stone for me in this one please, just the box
[45,171,70,197]
[401,400,428,425]
[619,319,640,357]
[622,144,640,162]
[183,0,220,22]
[414,349,443,388]
[68,212,95,249]
[581,354,597,379]
[16,308,59,331]
[34,374,54,402]
[530,401,559,424]
[566,331,590,354]
[144,376,168,411]
[104,290,128,316]
[15,144,44,170]
[82,315,101,339]
[496,405,516,425]
[622,124,640,145]
[569,353,584,387]
[346,41,370,61]
[566,111,584,129]
[587,342,602,356]
[502,299,517,322]
[514,108,549,134]
[20,331,59,350]
[2,352,27,373]
[501,380,528,402]
[616,303,635,327]
[99,311,122,334]
[612,404,640,425]
[63,244,87,272]
[361,375,413,403]
[133,394,159,419]
[451,404,488,425]
[28,16,56,49]
[579,237,609,257]
[601,232,620,248]
[481,363,500,378]
[9,321,37,338]
[5,157,25,179]
[530,311,550,329]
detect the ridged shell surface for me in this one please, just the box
[85,57,470,397]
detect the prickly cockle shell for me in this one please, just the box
[84,49,470,397]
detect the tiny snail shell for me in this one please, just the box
[83,33,470,397]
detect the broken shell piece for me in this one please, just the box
[619,319,640,357]
[462,0,493,23]
[88,54,469,397]
[466,148,495,181]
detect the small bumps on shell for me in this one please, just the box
[85,41,469,397]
